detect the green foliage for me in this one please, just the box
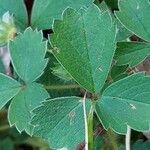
[9,28,48,83]
[0,28,49,134]
[8,83,49,134]
[31,0,93,29]
[0,0,150,149]
[50,4,116,93]
[0,74,21,109]
[115,42,150,67]
[96,73,150,134]
[31,97,91,150]
[115,0,150,41]
[0,0,28,30]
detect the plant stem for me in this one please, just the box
[88,105,94,150]
[83,91,88,150]
[44,84,80,90]
[126,126,131,150]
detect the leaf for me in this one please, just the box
[0,73,21,109]
[9,27,48,83]
[115,42,150,67]
[96,73,150,134]
[132,140,150,150]
[0,0,28,30]
[50,5,116,93]
[31,0,93,29]
[8,83,49,135]
[115,0,150,41]
[38,55,80,98]
[31,97,91,150]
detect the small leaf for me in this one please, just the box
[115,42,150,67]
[96,73,150,134]
[8,83,49,135]
[115,0,150,41]
[31,0,93,29]
[31,97,91,150]
[0,73,21,109]
[50,5,116,93]
[0,0,28,30]
[9,27,48,83]
[38,56,80,98]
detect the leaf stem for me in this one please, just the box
[83,91,88,150]
[88,104,94,150]
[125,126,131,150]
[44,84,80,90]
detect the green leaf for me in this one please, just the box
[0,0,28,30]
[31,0,93,30]
[0,73,21,109]
[9,27,48,83]
[31,97,91,150]
[132,140,150,150]
[115,42,150,67]
[115,0,150,41]
[8,83,49,134]
[96,73,150,134]
[50,5,116,93]
[38,55,80,98]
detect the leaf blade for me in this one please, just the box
[8,83,49,135]
[50,5,116,93]
[96,73,150,134]
[115,0,150,41]
[0,73,21,109]
[9,27,48,83]
[31,96,91,150]
[0,0,28,29]
[31,0,93,29]
[115,42,150,67]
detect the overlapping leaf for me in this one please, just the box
[0,73,21,109]
[0,0,28,29]
[9,27,48,83]
[115,42,150,67]
[8,83,49,134]
[96,73,150,134]
[31,97,91,150]
[0,28,49,134]
[115,0,150,41]
[50,4,116,93]
[31,0,93,29]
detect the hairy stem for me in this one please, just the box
[126,126,131,150]
[83,91,88,150]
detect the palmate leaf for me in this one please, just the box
[115,42,150,67]
[8,83,49,135]
[50,4,116,93]
[31,97,91,150]
[31,0,93,30]
[0,73,21,109]
[9,27,48,83]
[0,0,28,30]
[1,28,50,134]
[115,0,150,41]
[96,73,150,134]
